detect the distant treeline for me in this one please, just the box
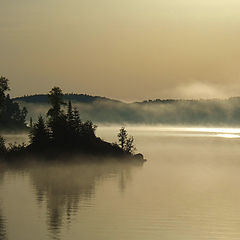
[15,94,240,126]
[14,93,119,104]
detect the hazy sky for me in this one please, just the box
[1,0,240,101]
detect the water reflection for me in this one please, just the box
[0,210,7,240]
[3,128,240,240]
[26,159,142,239]
[0,167,7,240]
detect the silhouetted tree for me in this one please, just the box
[29,116,50,147]
[21,107,28,123]
[8,142,26,154]
[45,87,98,149]
[117,127,135,153]
[118,127,128,149]
[72,108,82,134]
[0,77,10,107]
[0,136,6,154]
[0,76,27,130]
[125,136,136,154]
[67,101,74,123]
[47,87,65,119]
[47,87,67,144]
[65,102,81,143]
[81,120,97,138]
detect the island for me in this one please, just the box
[0,77,145,162]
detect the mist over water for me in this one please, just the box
[0,210,7,240]
[17,97,240,126]
[1,126,240,239]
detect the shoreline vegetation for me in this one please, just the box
[0,77,145,162]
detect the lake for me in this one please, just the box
[1,126,240,240]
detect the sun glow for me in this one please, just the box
[186,128,240,134]
[216,134,240,139]
[100,126,240,139]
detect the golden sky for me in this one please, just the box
[1,0,240,101]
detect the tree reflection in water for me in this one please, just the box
[0,210,7,240]
[0,166,7,240]
[27,159,142,239]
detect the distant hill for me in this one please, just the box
[13,93,119,104]
[13,94,240,126]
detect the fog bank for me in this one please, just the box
[18,97,240,126]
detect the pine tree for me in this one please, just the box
[67,101,74,123]
[118,127,128,149]
[117,127,135,153]
[29,116,50,147]
[47,87,67,144]
[0,76,10,106]
[81,120,97,138]
[73,108,82,135]
[125,136,136,153]
[47,87,65,119]
[0,136,6,154]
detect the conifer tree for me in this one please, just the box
[67,101,74,123]
[117,127,135,153]
[125,136,136,153]
[73,108,82,135]
[47,87,65,120]
[0,76,10,106]
[118,127,128,149]
[47,87,67,144]
[0,136,6,154]
[29,116,50,147]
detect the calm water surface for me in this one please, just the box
[1,126,240,240]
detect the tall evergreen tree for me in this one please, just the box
[118,127,128,149]
[0,136,6,154]
[81,120,97,138]
[117,127,135,153]
[47,87,65,119]
[125,136,136,153]
[29,116,50,147]
[47,87,67,144]
[0,76,10,107]
[67,101,74,123]
[72,108,82,135]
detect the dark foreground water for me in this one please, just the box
[1,126,240,240]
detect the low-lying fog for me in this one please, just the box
[18,97,240,126]
[1,125,240,240]
[4,125,240,146]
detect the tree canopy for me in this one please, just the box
[0,76,27,131]
[118,127,136,153]
[29,87,97,151]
